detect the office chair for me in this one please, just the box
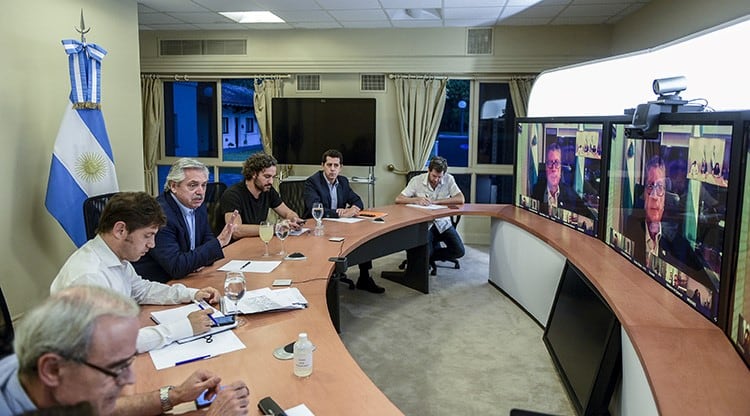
[280,179,306,218]
[0,285,14,359]
[82,192,119,241]
[205,182,228,235]
[398,170,461,275]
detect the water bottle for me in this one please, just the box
[293,332,313,377]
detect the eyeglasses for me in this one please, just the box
[75,353,136,381]
[646,182,666,197]
[545,160,561,169]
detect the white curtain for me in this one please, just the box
[392,76,448,171]
[509,76,536,118]
[253,78,283,155]
[141,77,163,195]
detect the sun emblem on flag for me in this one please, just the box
[75,152,108,183]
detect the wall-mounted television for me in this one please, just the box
[272,98,376,166]
[543,261,621,416]
[605,112,746,324]
[515,118,615,238]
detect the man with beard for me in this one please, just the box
[133,158,237,283]
[0,286,250,416]
[219,152,302,240]
[50,192,221,353]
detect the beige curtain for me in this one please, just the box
[253,78,283,155]
[392,76,448,171]
[141,77,163,195]
[509,76,536,118]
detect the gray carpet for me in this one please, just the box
[338,244,575,416]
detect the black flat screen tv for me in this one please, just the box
[515,117,617,238]
[272,98,376,166]
[543,261,621,416]
[605,111,746,324]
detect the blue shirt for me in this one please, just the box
[326,179,339,211]
[0,355,37,415]
[171,193,196,251]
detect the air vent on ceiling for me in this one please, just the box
[159,39,246,56]
[361,74,386,92]
[297,75,321,92]
[466,28,493,55]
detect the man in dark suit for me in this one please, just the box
[303,149,384,294]
[531,142,588,217]
[134,158,236,283]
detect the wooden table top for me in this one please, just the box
[128,204,750,416]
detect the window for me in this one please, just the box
[163,81,218,158]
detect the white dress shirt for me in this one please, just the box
[50,235,198,353]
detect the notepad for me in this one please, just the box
[357,210,388,219]
[149,303,238,344]
[218,260,281,273]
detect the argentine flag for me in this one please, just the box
[45,39,118,247]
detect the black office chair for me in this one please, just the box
[205,182,228,235]
[398,170,462,275]
[0,285,14,359]
[280,180,306,218]
[82,192,119,241]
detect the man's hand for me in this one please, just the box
[206,381,251,416]
[170,369,222,405]
[217,210,238,247]
[187,309,213,335]
[337,206,361,218]
[414,196,432,206]
[195,287,221,304]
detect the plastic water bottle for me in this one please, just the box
[293,332,313,377]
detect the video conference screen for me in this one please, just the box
[605,120,734,322]
[730,129,750,367]
[516,120,604,237]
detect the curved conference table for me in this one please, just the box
[129,204,750,416]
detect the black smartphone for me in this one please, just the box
[212,315,236,327]
[195,386,224,408]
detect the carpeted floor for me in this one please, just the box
[338,244,575,416]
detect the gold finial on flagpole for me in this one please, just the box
[75,9,90,43]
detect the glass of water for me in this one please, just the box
[224,271,246,326]
[312,202,324,236]
[275,220,290,256]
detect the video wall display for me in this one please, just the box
[605,119,738,323]
[729,130,750,367]
[516,120,606,237]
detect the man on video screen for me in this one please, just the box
[531,142,589,217]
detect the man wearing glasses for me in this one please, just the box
[219,152,302,240]
[532,142,588,216]
[0,286,250,415]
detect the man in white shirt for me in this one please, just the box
[0,285,249,416]
[395,156,466,271]
[51,192,221,353]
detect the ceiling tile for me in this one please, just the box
[138,13,185,25]
[443,7,502,20]
[329,9,389,21]
[275,11,337,23]
[191,0,264,13]
[318,0,385,9]
[167,12,235,24]
[138,0,211,13]
[380,0,441,8]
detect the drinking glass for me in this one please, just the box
[312,202,324,236]
[259,221,274,257]
[224,271,246,326]
[275,220,290,256]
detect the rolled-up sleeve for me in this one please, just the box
[136,319,194,353]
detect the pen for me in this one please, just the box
[194,300,219,326]
[175,355,210,366]
[241,261,251,269]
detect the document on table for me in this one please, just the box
[323,217,364,223]
[148,330,246,370]
[218,260,281,273]
[149,303,238,344]
[286,404,315,416]
[406,203,448,210]
[223,287,309,315]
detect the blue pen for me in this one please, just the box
[194,300,219,326]
[175,355,210,366]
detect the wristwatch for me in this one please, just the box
[159,385,175,412]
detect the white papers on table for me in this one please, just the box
[148,330,246,370]
[149,303,238,344]
[406,203,448,210]
[223,287,308,315]
[286,404,315,416]
[289,227,310,236]
[218,260,281,273]
[323,217,364,223]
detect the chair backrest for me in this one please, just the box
[205,182,228,235]
[0,285,14,359]
[280,180,306,218]
[83,192,119,241]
